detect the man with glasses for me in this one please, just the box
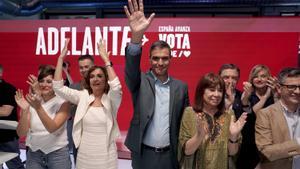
[255,67,300,169]
[123,0,190,168]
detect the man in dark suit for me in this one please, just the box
[123,0,190,169]
[219,63,260,169]
[219,63,244,118]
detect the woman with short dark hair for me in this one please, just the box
[15,65,71,169]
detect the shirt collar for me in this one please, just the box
[150,71,170,85]
[280,100,300,115]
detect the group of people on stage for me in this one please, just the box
[0,0,299,169]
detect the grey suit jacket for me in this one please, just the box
[124,44,189,168]
[255,101,300,169]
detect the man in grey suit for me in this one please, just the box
[123,0,190,169]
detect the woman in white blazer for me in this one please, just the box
[52,39,122,169]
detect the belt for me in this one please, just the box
[143,144,170,153]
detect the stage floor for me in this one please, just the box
[2,149,132,169]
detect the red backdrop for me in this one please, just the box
[0,18,299,131]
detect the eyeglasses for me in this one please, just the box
[280,84,300,91]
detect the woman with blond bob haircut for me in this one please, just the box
[239,64,277,169]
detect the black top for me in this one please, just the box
[0,80,19,143]
[236,91,274,169]
[232,89,243,119]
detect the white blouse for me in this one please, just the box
[26,95,68,154]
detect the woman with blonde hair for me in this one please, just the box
[237,64,278,169]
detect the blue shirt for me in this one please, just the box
[143,71,170,148]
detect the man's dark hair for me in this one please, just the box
[78,54,94,63]
[38,65,55,81]
[218,63,240,78]
[149,40,171,58]
[277,67,300,84]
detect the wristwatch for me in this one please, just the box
[105,61,113,67]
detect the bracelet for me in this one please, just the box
[105,61,113,67]
[229,138,239,143]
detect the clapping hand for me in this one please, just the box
[15,89,30,111]
[25,92,42,110]
[27,74,41,97]
[242,82,253,98]
[266,76,280,98]
[229,112,247,139]
[196,112,209,141]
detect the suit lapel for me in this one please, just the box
[74,94,95,125]
[273,102,292,140]
[169,79,176,124]
[146,71,156,96]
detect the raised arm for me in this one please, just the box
[124,0,155,44]
[98,39,116,81]
[54,39,70,82]
[98,39,122,117]
[53,38,81,104]
[124,0,154,92]
[62,62,74,85]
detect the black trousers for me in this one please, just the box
[131,145,174,169]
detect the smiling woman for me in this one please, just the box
[178,72,247,169]
[15,65,72,169]
[52,38,122,169]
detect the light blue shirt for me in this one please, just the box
[280,101,300,169]
[143,71,170,148]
